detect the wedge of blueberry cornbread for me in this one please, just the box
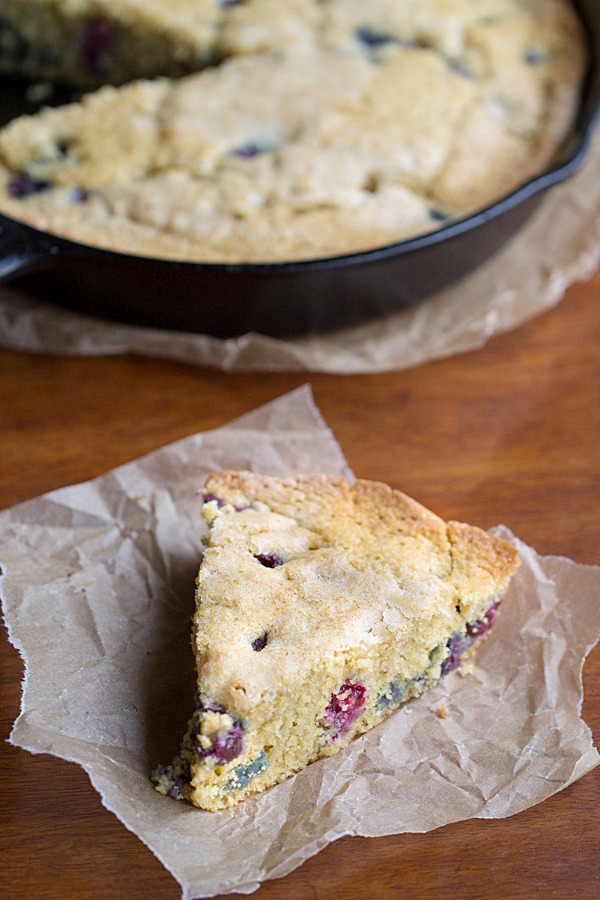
[0,0,586,262]
[151,471,520,811]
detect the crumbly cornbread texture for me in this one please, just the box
[0,0,586,262]
[151,472,520,811]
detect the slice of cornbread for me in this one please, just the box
[152,472,520,811]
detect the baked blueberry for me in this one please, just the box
[355,26,397,48]
[232,142,271,158]
[7,174,52,198]
[251,631,269,651]
[254,552,283,568]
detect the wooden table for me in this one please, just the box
[1,269,598,899]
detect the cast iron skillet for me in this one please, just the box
[0,0,599,338]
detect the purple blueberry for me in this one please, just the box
[198,489,252,511]
[71,186,90,203]
[150,762,190,800]
[376,677,407,710]
[440,633,469,676]
[524,48,548,66]
[355,26,397,48]
[325,679,367,737]
[7,175,52,198]
[251,632,268,652]
[199,490,227,507]
[449,61,475,80]
[208,723,245,764]
[195,709,245,765]
[355,26,422,51]
[441,600,502,675]
[199,699,226,714]
[255,552,283,568]
[232,142,271,159]
[429,207,449,222]
[466,601,500,638]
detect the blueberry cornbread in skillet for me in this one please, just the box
[0,1,586,262]
[151,472,519,811]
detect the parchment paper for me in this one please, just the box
[1,386,599,899]
[1,129,599,374]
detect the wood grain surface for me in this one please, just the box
[1,270,598,900]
